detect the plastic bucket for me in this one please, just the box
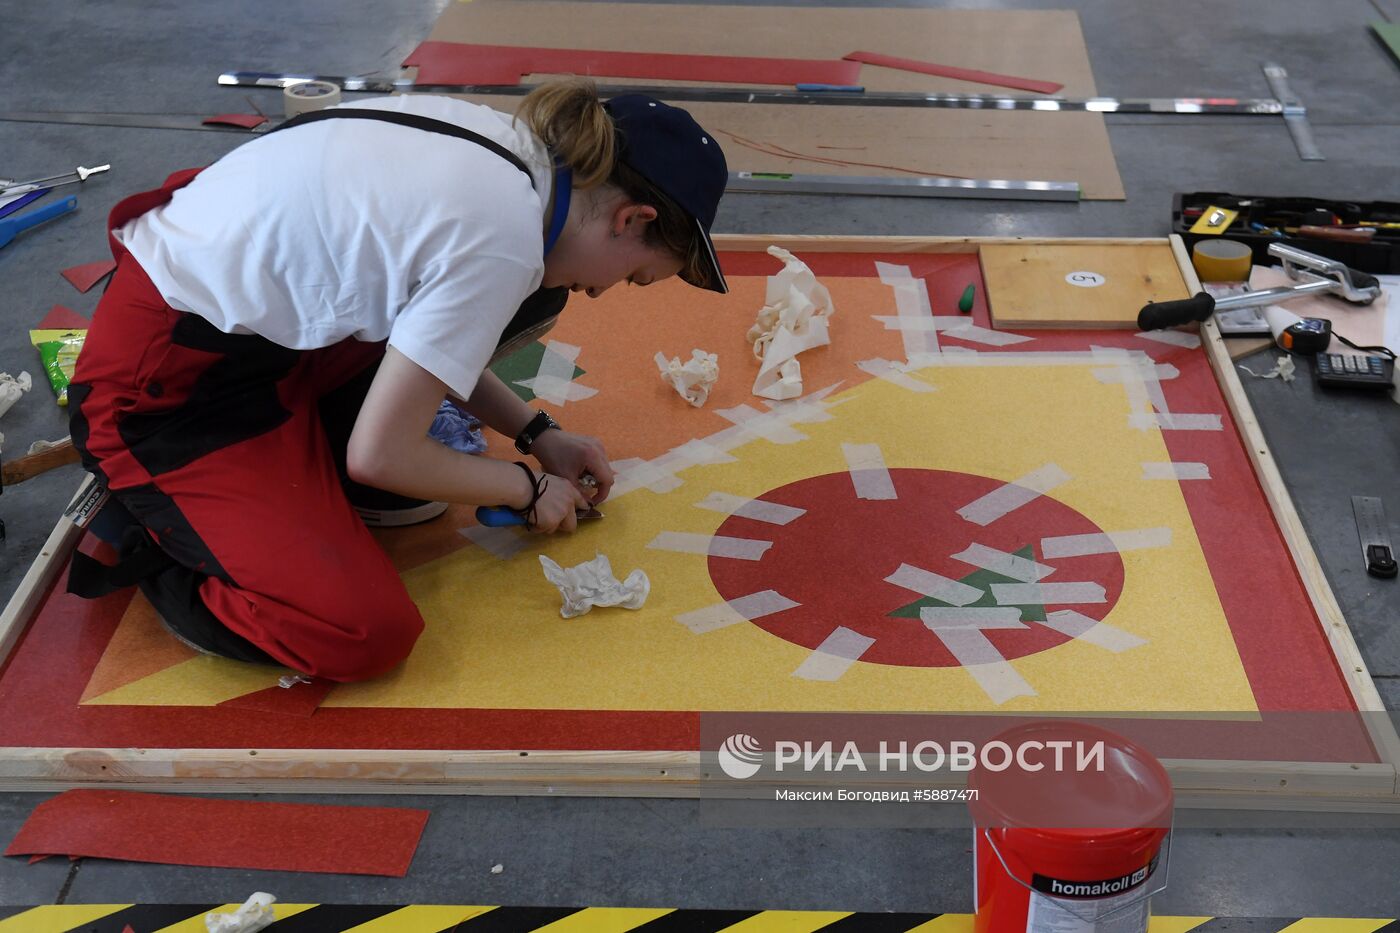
[968,721,1173,931]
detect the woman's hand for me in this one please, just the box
[532,429,615,504]
[528,472,591,533]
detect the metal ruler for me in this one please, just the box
[728,171,1080,201]
[217,70,1296,114]
[218,70,1287,115]
[1352,496,1398,578]
[217,63,1322,161]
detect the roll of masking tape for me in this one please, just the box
[1191,238,1253,282]
[283,80,341,117]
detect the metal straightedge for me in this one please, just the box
[727,171,1080,202]
[217,70,1287,115]
[217,63,1323,162]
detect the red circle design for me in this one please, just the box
[707,469,1125,668]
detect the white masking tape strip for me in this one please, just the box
[1136,329,1201,349]
[1092,362,1180,384]
[671,439,738,466]
[873,315,1028,339]
[1041,527,1172,558]
[1040,609,1148,653]
[647,531,773,561]
[761,383,848,420]
[885,563,984,606]
[1128,412,1223,431]
[611,457,685,495]
[942,324,1035,347]
[606,387,843,499]
[992,582,1107,605]
[716,404,811,445]
[677,589,800,634]
[770,380,845,407]
[458,524,526,559]
[920,611,1036,704]
[876,261,940,358]
[856,358,937,393]
[516,340,598,405]
[1090,346,1171,417]
[872,315,954,332]
[957,463,1071,526]
[794,626,877,680]
[951,543,1054,583]
[1142,461,1212,480]
[906,350,1106,370]
[695,491,806,525]
[842,442,897,500]
[919,607,1027,630]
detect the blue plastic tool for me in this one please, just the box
[0,195,77,249]
[0,188,49,222]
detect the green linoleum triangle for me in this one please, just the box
[889,544,1045,621]
[489,341,586,403]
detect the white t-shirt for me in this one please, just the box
[115,95,554,403]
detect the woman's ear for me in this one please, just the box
[612,203,659,238]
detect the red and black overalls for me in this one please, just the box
[68,112,568,682]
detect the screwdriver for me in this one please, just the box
[0,164,110,199]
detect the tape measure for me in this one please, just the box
[1352,496,1398,578]
[1278,317,1333,354]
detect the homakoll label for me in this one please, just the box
[1029,856,1158,900]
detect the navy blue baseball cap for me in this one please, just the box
[605,94,729,294]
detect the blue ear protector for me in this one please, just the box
[543,164,572,255]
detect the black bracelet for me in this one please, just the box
[513,460,549,527]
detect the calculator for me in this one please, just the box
[1313,352,1395,390]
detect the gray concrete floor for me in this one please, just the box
[2,0,1400,918]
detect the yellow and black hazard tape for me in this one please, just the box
[3,907,1400,933]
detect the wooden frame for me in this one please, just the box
[1,234,1396,809]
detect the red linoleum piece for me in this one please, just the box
[404,41,861,87]
[202,113,270,130]
[843,50,1063,94]
[59,260,118,294]
[218,678,335,717]
[35,304,90,331]
[6,790,429,876]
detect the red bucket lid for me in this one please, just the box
[968,721,1173,842]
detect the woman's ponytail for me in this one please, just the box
[515,78,615,189]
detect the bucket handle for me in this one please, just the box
[981,825,1172,922]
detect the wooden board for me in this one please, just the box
[423,2,1126,199]
[981,242,1192,328]
[456,95,1122,200]
[0,236,1393,807]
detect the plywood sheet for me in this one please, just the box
[457,95,1124,199]
[425,2,1125,199]
[982,243,1191,328]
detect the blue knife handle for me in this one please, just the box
[475,506,527,528]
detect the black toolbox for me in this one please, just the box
[1172,192,1400,274]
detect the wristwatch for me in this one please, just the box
[514,410,560,455]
